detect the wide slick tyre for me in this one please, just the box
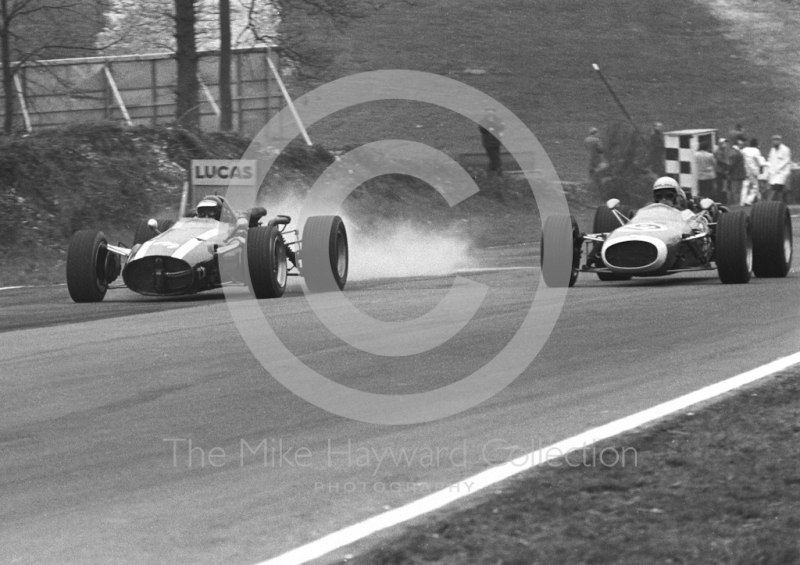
[541,215,579,287]
[301,216,348,292]
[593,205,624,233]
[751,201,792,277]
[66,230,111,302]
[246,225,287,299]
[716,210,752,284]
[133,219,175,245]
[592,205,632,281]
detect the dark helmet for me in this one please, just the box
[197,195,224,220]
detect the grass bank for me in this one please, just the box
[348,369,800,564]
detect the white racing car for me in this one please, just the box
[66,195,348,302]
[541,198,792,287]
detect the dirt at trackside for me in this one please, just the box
[347,369,800,565]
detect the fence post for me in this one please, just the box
[13,72,32,132]
[104,65,133,126]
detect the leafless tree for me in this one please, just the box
[219,0,232,130]
[0,0,110,133]
[174,0,200,129]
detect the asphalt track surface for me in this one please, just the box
[2,234,800,565]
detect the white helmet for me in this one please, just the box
[652,176,686,207]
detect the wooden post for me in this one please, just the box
[198,75,221,116]
[13,73,32,132]
[104,65,133,126]
[266,50,311,146]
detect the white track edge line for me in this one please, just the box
[257,351,800,565]
[0,286,24,291]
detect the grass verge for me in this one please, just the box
[346,369,800,564]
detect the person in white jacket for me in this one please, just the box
[766,134,792,203]
[740,138,766,205]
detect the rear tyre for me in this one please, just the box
[541,215,580,287]
[246,225,287,299]
[716,210,752,284]
[301,216,348,292]
[66,230,110,302]
[593,206,632,281]
[593,205,624,233]
[133,219,175,246]
[751,201,792,277]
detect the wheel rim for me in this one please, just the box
[273,239,287,287]
[95,244,109,293]
[784,219,793,263]
[746,232,753,273]
[335,230,347,279]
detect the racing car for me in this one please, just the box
[66,195,348,302]
[541,196,792,287]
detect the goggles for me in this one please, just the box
[654,190,677,203]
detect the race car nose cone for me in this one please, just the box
[602,236,668,273]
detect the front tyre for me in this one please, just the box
[751,201,792,277]
[301,216,348,292]
[246,225,288,299]
[541,215,580,287]
[716,210,752,284]
[66,230,112,302]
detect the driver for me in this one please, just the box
[196,196,223,220]
[652,176,688,209]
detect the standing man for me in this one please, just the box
[766,134,792,203]
[713,139,730,203]
[649,122,665,175]
[695,141,716,199]
[479,108,505,176]
[584,127,606,183]
[727,139,747,206]
[741,138,766,205]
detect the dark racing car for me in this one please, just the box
[541,177,792,287]
[66,195,348,302]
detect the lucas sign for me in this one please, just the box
[191,160,257,186]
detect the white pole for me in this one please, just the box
[198,76,221,116]
[104,65,133,126]
[266,51,312,146]
[13,74,32,132]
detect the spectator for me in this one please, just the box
[740,138,766,205]
[766,134,792,203]
[728,139,747,206]
[695,141,716,199]
[713,139,730,203]
[649,121,665,175]
[584,127,606,182]
[479,108,505,176]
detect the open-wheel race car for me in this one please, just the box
[66,195,348,302]
[541,186,793,287]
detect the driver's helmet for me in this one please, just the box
[197,196,223,220]
[652,176,686,208]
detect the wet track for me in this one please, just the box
[2,239,800,564]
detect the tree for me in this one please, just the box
[97,0,274,54]
[0,0,110,133]
[242,0,389,78]
[219,0,232,130]
[174,0,199,129]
